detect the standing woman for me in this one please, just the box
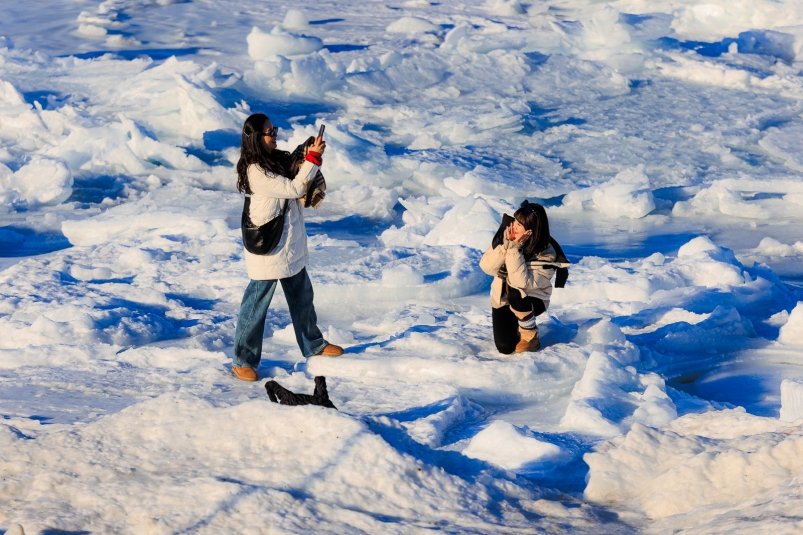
[232,113,343,382]
[479,201,570,354]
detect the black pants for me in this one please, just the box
[492,292,546,354]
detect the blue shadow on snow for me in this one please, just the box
[656,36,737,58]
[522,103,586,135]
[324,44,370,53]
[305,214,393,247]
[93,297,199,345]
[0,226,71,257]
[67,47,203,61]
[67,175,127,206]
[345,325,443,354]
[202,129,241,152]
[165,292,218,311]
[309,18,345,25]
[567,232,698,261]
[214,90,336,132]
[22,90,69,110]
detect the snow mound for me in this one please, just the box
[62,186,231,247]
[559,346,676,437]
[404,395,484,447]
[387,17,439,34]
[282,9,309,31]
[0,393,541,533]
[676,236,746,288]
[669,0,803,42]
[738,28,803,63]
[245,29,340,98]
[760,122,803,173]
[247,26,323,58]
[673,180,776,219]
[381,196,500,251]
[584,409,803,519]
[556,166,655,219]
[311,243,487,302]
[754,237,803,257]
[484,0,526,16]
[0,157,72,209]
[778,302,803,346]
[463,420,564,470]
[780,379,803,421]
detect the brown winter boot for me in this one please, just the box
[232,366,258,382]
[315,343,344,357]
[514,326,541,353]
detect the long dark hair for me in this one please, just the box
[236,113,287,194]
[514,200,550,258]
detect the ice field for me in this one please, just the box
[1,0,803,533]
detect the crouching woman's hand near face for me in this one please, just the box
[230,113,343,382]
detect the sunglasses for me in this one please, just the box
[262,126,278,137]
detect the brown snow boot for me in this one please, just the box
[514,326,540,353]
[232,366,258,382]
[315,343,344,357]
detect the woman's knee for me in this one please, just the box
[494,337,517,354]
[496,343,516,355]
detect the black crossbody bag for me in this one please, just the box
[241,196,289,255]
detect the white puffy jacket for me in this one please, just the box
[479,242,567,309]
[243,160,319,280]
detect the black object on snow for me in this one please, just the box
[265,376,337,410]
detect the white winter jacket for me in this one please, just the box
[479,242,567,309]
[243,160,319,280]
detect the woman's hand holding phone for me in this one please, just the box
[310,124,326,154]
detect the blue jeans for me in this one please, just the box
[233,268,327,367]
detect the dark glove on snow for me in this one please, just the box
[265,376,337,410]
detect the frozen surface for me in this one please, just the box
[1,0,803,533]
[781,379,803,422]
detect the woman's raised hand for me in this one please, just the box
[505,224,531,248]
[309,136,326,155]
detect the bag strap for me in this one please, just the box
[549,237,569,288]
[243,196,290,227]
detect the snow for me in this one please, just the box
[556,165,656,219]
[1,0,803,533]
[463,420,564,470]
[386,17,440,35]
[1,157,73,209]
[247,26,323,59]
[780,379,803,422]
[779,302,803,346]
[584,409,803,531]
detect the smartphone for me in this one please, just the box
[317,124,325,140]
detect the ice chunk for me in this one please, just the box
[558,166,655,219]
[483,0,526,16]
[247,26,322,59]
[1,157,72,208]
[778,302,803,346]
[780,379,803,421]
[282,9,309,31]
[382,264,424,287]
[386,17,439,34]
[463,420,563,470]
[738,29,801,63]
[585,410,803,519]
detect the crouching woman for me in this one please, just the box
[479,201,570,354]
